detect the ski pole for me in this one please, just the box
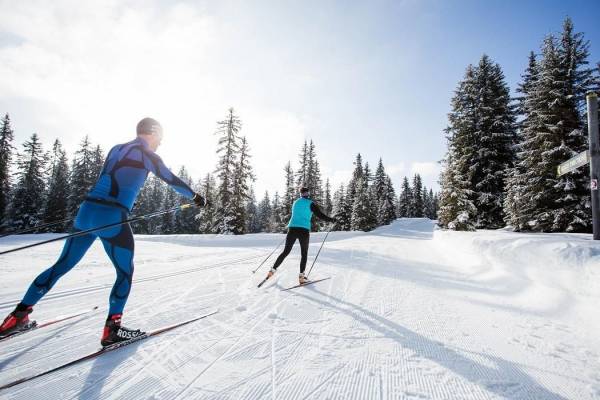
[0,217,75,238]
[0,204,193,256]
[306,228,331,278]
[251,237,285,274]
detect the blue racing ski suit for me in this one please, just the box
[21,137,195,316]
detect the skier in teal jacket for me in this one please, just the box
[265,187,335,284]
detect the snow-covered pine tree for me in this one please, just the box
[346,153,364,212]
[160,181,177,234]
[305,140,324,230]
[410,174,425,218]
[246,188,260,233]
[397,177,412,218]
[332,184,350,231]
[504,51,539,230]
[351,177,376,232]
[174,166,197,233]
[42,139,70,232]
[437,153,477,231]
[377,175,397,225]
[197,173,216,233]
[438,64,479,231]
[296,141,309,188]
[256,191,272,233]
[515,30,593,232]
[280,162,295,231]
[0,113,15,229]
[323,179,333,217]
[371,159,387,207]
[469,55,516,228]
[69,135,96,217]
[269,192,282,232]
[147,176,166,234]
[91,145,104,182]
[9,134,46,230]
[231,136,255,234]
[213,108,242,234]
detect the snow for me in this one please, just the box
[0,218,599,399]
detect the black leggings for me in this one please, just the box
[273,228,310,273]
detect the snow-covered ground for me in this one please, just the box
[0,219,599,399]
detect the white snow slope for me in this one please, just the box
[0,218,599,399]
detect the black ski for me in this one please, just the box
[0,310,218,391]
[282,277,331,291]
[0,306,99,342]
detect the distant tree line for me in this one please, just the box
[439,17,600,232]
[0,107,439,236]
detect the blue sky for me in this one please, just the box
[0,0,598,196]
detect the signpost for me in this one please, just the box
[557,150,590,176]
[587,92,600,240]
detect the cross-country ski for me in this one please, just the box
[1,2,600,399]
[0,310,218,391]
[282,277,331,291]
[0,305,98,342]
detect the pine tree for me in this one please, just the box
[147,176,166,234]
[69,135,96,217]
[174,166,197,233]
[161,183,177,234]
[377,176,397,225]
[280,162,295,230]
[347,153,364,211]
[132,179,152,234]
[246,188,260,233]
[197,173,217,234]
[513,30,592,232]
[91,145,104,182]
[269,192,283,232]
[42,139,70,232]
[469,55,516,228]
[213,108,242,234]
[410,174,425,218]
[231,136,254,234]
[438,154,477,231]
[256,191,272,233]
[351,177,376,231]
[9,134,46,230]
[504,52,539,230]
[332,184,351,231]
[371,159,388,207]
[397,177,412,218]
[296,141,309,188]
[0,113,15,229]
[323,179,333,216]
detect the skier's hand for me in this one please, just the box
[193,193,206,207]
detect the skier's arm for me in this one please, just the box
[310,203,335,222]
[140,149,195,199]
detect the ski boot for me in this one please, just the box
[101,314,145,347]
[0,305,36,339]
[266,268,276,280]
[299,273,309,285]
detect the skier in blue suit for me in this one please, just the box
[265,187,335,285]
[0,118,206,345]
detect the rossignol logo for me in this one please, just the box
[117,328,140,340]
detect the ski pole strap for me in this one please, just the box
[306,229,331,278]
[0,203,192,256]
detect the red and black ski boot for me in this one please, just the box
[0,305,36,339]
[101,314,145,347]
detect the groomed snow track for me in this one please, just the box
[0,219,598,399]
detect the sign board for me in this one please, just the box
[557,150,590,176]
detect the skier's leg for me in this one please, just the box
[299,230,310,274]
[20,233,97,306]
[272,230,298,270]
[99,222,135,317]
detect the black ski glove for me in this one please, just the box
[193,193,206,207]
